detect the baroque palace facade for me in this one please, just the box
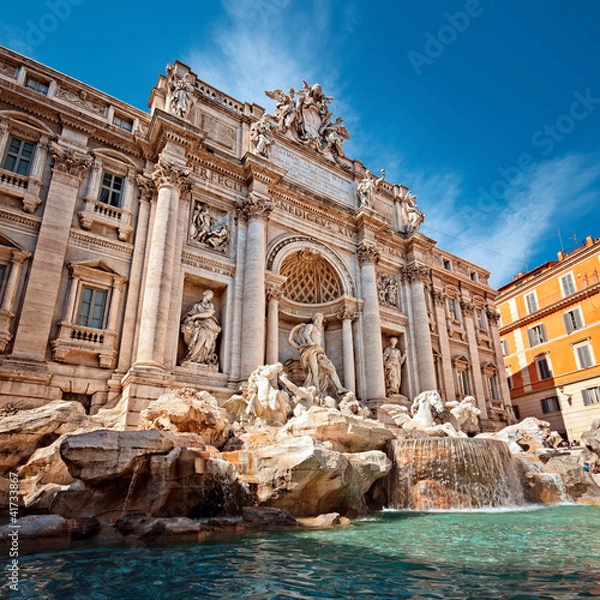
[497,237,600,441]
[0,46,513,430]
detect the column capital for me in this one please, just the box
[136,174,156,203]
[485,306,500,324]
[266,285,283,302]
[460,298,475,316]
[338,308,358,322]
[357,240,381,265]
[236,192,273,221]
[151,158,192,192]
[432,288,447,306]
[49,142,92,179]
[11,249,30,265]
[400,264,431,284]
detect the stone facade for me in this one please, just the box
[0,46,513,430]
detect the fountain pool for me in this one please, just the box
[6,505,600,599]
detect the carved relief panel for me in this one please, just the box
[188,200,230,255]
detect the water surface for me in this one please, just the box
[5,505,600,599]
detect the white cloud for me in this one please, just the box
[418,153,600,287]
[185,0,338,110]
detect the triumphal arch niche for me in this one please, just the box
[0,49,512,430]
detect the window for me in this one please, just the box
[524,292,538,314]
[574,341,594,370]
[479,308,488,330]
[112,115,133,132]
[443,259,451,270]
[560,273,576,297]
[457,369,470,395]
[486,373,499,400]
[563,307,584,333]
[535,356,552,380]
[2,136,35,176]
[582,387,600,406]
[500,339,509,356]
[470,271,478,281]
[506,368,513,390]
[77,286,108,329]
[513,405,521,420]
[448,298,460,321]
[540,396,560,413]
[99,172,124,207]
[0,264,5,288]
[527,323,547,347]
[25,77,49,95]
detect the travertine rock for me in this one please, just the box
[278,406,394,453]
[298,512,351,528]
[477,417,552,453]
[582,419,600,457]
[0,401,90,474]
[250,435,391,517]
[0,515,99,544]
[139,389,231,449]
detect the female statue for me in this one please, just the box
[181,290,221,367]
[383,337,406,396]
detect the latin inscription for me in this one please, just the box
[195,166,246,194]
[275,200,355,239]
[271,146,354,205]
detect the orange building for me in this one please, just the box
[496,236,600,441]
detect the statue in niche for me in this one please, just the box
[166,65,194,119]
[190,202,229,253]
[383,337,407,396]
[397,193,425,234]
[357,169,386,208]
[250,114,273,158]
[181,290,221,368]
[288,313,347,399]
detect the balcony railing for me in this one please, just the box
[0,167,29,192]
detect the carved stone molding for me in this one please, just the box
[49,143,92,178]
[151,158,192,192]
[377,273,399,308]
[486,307,501,324]
[357,240,381,265]
[235,193,273,221]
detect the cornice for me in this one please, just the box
[499,281,600,335]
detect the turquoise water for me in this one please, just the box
[5,505,600,599]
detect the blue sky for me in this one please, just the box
[1,0,599,287]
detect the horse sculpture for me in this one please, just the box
[382,390,465,437]
[223,363,292,426]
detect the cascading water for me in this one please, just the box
[387,438,526,510]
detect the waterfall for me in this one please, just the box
[387,438,526,510]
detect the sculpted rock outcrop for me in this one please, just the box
[582,419,600,457]
[0,400,90,474]
[139,389,231,448]
[278,406,394,453]
[477,417,552,453]
[250,435,391,517]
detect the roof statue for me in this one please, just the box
[265,81,349,161]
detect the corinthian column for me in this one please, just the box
[11,142,91,361]
[338,307,358,393]
[266,286,283,365]
[134,157,191,369]
[357,241,386,399]
[404,265,437,391]
[237,193,273,377]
